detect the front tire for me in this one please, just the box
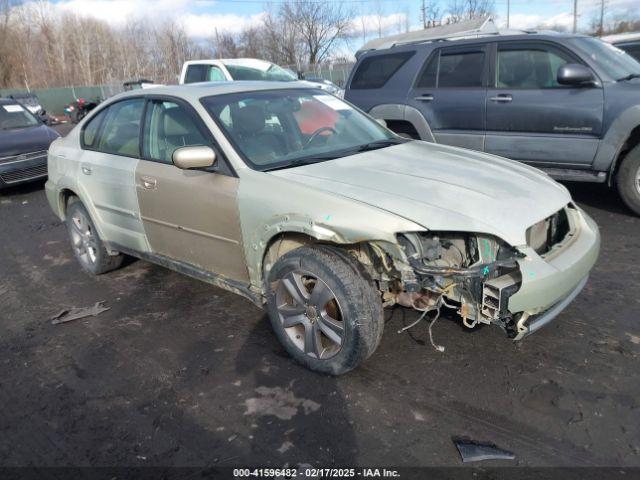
[266,246,384,375]
[616,144,640,216]
[66,198,123,275]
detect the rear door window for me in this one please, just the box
[416,48,486,88]
[185,65,206,84]
[96,98,145,157]
[350,51,415,89]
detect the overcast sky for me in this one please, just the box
[40,0,638,41]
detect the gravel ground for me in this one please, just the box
[0,124,639,469]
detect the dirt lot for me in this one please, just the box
[1,124,639,469]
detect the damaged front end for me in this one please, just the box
[394,231,524,336]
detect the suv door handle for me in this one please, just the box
[489,94,513,103]
[141,176,157,190]
[414,94,434,102]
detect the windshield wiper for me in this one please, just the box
[263,153,342,172]
[355,138,408,152]
[617,73,640,81]
[263,138,407,172]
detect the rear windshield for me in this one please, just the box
[350,51,415,89]
[224,63,297,81]
[0,103,39,130]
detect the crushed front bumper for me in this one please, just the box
[508,207,600,338]
[513,275,588,340]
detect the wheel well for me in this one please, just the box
[262,232,318,280]
[260,232,391,288]
[613,125,640,180]
[59,189,79,218]
[383,120,419,139]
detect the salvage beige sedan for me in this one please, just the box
[46,82,600,374]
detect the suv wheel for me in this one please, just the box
[66,198,123,275]
[266,246,383,375]
[617,144,640,216]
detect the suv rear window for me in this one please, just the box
[418,50,485,88]
[350,51,415,89]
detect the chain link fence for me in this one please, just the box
[284,62,355,87]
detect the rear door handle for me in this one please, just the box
[141,176,157,190]
[81,165,92,175]
[414,94,434,102]
[489,94,513,103]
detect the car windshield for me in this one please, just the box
[203,89,400,171]
[569,37,640,80]
[0,103,39,129]
[223,62,297,82]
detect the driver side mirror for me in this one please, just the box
[172,146,217,170]
[557,64,595,86]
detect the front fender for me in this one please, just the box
[593,105,640,176]
[237,170,424,289]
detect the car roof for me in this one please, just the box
[602,32,640,44]
[184,58,275,68]
[357,15,586,57]
[106,81,319,104]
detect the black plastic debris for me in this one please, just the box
[453,437,516,463]
[50,301,110,325]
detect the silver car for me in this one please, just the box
[45,82,600,374]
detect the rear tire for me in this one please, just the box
[616,144,640,216]
[66,198,123,275]
[266,245,384,375]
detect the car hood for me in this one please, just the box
[0,124,57,157]
[270,141,572,246]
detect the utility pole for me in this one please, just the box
[573,0,577,33]
[599,0,605,36]
[506,0,510,29]
[421,0,427,29]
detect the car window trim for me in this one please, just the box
[80,96,146,159]
[139,93,237,177]
[412,43,490,90]
[491,39,600,90]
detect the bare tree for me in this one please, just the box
[280,0,354,65]
[0,0,22,87]
[423,0,441,27]
[0,0,360,89]
[447,0,493,23]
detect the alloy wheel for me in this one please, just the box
[275,270,345,359]
[70,210,98,266]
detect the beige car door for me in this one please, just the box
[135,98,249,283]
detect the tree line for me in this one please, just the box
[1,0,638,91]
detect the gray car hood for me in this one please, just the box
[270,141,571,246]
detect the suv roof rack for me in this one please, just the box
[355,17,555,56]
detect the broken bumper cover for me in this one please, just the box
[508,208,599,339]
[513,275,588,340]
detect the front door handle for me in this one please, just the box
[81,165,92,175]
[489,94,513,103]
[414,94,434,102]
[141,176,157,190]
